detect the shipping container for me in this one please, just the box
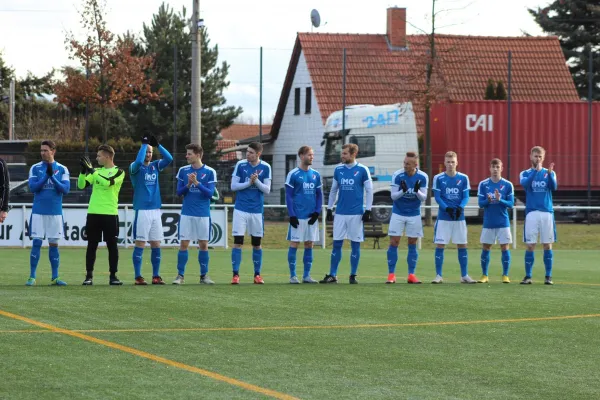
[430,101,600,205]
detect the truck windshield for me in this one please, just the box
[324,137,344,165]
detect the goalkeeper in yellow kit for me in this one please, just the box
[78,145,125,285]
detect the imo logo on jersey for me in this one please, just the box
[446,187,460,194]
[532,181,547,188]
[145,172,157,182]
[303,182,315,190]
[340,178,355,185]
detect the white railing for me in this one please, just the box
[7,204,600,250]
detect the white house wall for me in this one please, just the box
[262,50,326,204]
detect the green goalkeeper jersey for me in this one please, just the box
[78,166,125,215]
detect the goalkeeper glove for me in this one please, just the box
[308,212,319,225]
[98,169,124,186]
[445,207,455,220]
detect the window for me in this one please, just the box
[285,155,297,176]
[294,88,300,115]
[349,135,376,158]
[305,87,312,114]
[261,155,273,181]
[324,137,344,165]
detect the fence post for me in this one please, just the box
[321,205,327,249]
[124,205,129,249]
[224,206,229,249]
[22,205,26,248]
[512,206,517,250]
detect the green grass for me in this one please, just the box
[1,247,599,399]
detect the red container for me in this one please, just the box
[430,101,600,191]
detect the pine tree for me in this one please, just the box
[127,3,242,159]
[529,0,600,100]
[485,78,497,100]
[496,80,507,100]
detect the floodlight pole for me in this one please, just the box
[191,0,203,145]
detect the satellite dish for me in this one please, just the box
[311,9,321,28]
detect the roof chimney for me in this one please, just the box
[387,7,407,49]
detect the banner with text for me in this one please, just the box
[0,207,226,248]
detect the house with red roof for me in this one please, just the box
[217,123,271,161]
[240,7,578,203]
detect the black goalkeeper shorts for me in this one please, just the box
[85,214,119,242]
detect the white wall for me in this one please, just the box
[262,50,326,204]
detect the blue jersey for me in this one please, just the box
[432,172,470,221]
[391,169,429,217]
[285,167,322,219]
[29,161,70,215]
[177,164,217,217]
[477,178,514,228]
[130,144,173,210]
[332,162,372,216]
[233,160,272,214]
[519,168,557,214]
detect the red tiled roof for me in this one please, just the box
[220,124,271,141]
[215,139,239,161]
[270,33,579,138]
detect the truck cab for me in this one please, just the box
[320,103,419,223]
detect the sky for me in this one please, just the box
[0,0,551,122]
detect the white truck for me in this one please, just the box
[320,103,478,222]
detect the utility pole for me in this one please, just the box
[8,80,15,140]
[190,0,203,145]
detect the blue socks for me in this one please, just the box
[480,249,490,276]
[288,247,298,278]
[544,249,553,277]
[231,248,242,275]
[329,240,344,276]
[525,250,534,278]
[435,247,444,276]
[177,249,188,276]
[133,246,144,278]
[501,250,511,276]
[407,244,418,275]
[252,248,262,275]
[49,246,59,280]
[387,245,398,274]
[30,239,42,279]
[151,248,161,277]
[303,248,313,279]
[199,250,209,276]
[458,248,468,277]
[350,241,361,275]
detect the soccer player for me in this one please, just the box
[477,158,514,284]
[387,151,428,284]
[0,157,9,223]
[78,145,125,285]
[519,146,557,285]
[172,144,217,285]
[130,134,173,285]
[431,151,476,284]
[26,140,69,286]
[285,145,322,284]
[230,142,271,284]
[320,143,373,284]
